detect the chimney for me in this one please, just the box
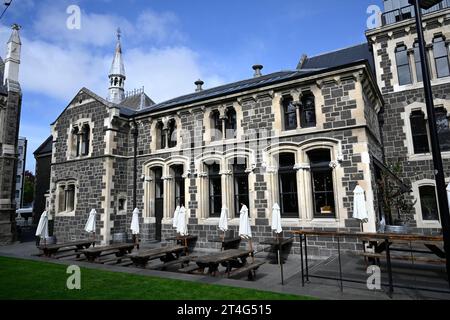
[252,64,263,78]
[195,79,204,92]
[298,54,308,69]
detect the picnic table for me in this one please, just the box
[260,237,294,264]
[126,245,186,268]
[38,240,94,257]
[166,235,198,253]
[192,249,264,280]
[209,237,242,251]
[81,243,135,263]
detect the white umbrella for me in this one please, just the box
[35,211,49,244]
[239,205,252,239]
[271,203,282,234]
[353,185,368,221]
[177,206,189,236]
[84,209,97,233]
[172,206,180,228]
[447,183,450,213]
[131,208,140,235]
[219,207,229,233]
[84,209,97,245]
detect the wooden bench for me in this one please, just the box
[228,261,266,280]
[126,245,186,268]
[82,243,134,263]
[178,264,202,274]
[38,240,93,257]
[148,256,197,271]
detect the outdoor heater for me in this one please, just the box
[408,0,450,287]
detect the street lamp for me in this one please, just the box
[408,0,450,287]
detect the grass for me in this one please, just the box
[0,256,314,300]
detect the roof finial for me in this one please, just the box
[117,27,121,41]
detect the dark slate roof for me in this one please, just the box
[297,43,375,75]
[131,71,309,116]
[34,136,53,156]
[119,93,155,111]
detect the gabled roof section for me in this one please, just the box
[297,43,375,75]
[34,135,53,156]
[120,92,155,111]
[51,87,115,125]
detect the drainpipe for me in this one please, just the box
[132,119,138,209]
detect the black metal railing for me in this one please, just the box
[382,0,450,26]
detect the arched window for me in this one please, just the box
[173,165,185,207]
[225,107,237,139]
[410,110,430,154]
[156,121,166,149]
[152,167,164,240]
[81,124,90,156]
[419,185,439,221]
[168,119,177,148]
[71,127,80,157]
[282,96,297,131]
[278,153,298,217]
[114,77,118,86]
[433,37,450,78]
[308,149,335,218]
[413,42,423,83]
[208,162,222,217]
[211,110,222,141]
[436,107,450,152]
[395,45,412,85]
[231,158,249,217]
[300,93,316,128]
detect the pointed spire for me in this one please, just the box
[8,24,21,45]
[108,28,126,104]
[3,23,22,89]
[109,28,125,77]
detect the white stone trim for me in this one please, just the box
[54,180,78,217]
[412,179,443,229]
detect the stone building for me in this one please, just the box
[366,0,450,231]
[0,24,22,245]
[48,1,450,256]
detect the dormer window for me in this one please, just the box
[395,45,412,85]
[433,37,450,79]
[282,96,297,131]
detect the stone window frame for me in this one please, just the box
[263,139,345,228]
[273,86,323,136]
[412,179,442,229]
[55,180,78,217]
[67,118,94,160]
[395,44,413,86]
[432,35,450,79]
[194,149,257,225]
[142,156,190,224]
[203,102,243,145]
[150,116,182,153]
[117,194,127,216]
[401,100,450,161]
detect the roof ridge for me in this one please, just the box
[306,42,367,60]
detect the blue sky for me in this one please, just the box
[0,0,384,172]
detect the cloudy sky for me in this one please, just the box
[0,0,383,172]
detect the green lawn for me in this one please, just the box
[0,256,314,300]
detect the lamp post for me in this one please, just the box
[409,0,450,287]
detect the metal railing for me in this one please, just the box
[382,0,450,26]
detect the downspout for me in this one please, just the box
[132,118,138,209]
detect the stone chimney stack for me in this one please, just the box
[3,24,22,89]
[252,64,263,78]
[195,79,204,92]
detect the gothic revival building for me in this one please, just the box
[0,24,22,245]
[48,1,450,257]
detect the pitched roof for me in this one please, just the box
[297,43,375,75]
[119,92,155,111]
[34,136,53,156]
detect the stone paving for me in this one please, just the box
[1,242,449,300]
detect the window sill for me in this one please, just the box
[394,76,450,92]
[56,211,76,217]
[408,151,450,161]
[279,126,318,136]
[416,220,441,229]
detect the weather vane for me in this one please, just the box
[117,27,121,41]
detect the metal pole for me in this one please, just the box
[412,0,450,287]
[132,120,138,209]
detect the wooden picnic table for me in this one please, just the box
[82,243,135,263]
[166,235,198,253]
[209,237,242,251]
[126,245,186,268]
[38,240,94,257]
[261,237,294,264]
[194,249,254,276]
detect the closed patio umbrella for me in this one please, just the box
[219,207,228,240]
[131,208,140,249]
[239,204,254,262]
[353,185,368,232]
[177,205,189,237]
[84,209,97,246]
[172,206,180,229]
[35,211,49,246]
[447,183,450,212]
[271,203,284,284]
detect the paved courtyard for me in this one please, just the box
[0,241,449,300]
